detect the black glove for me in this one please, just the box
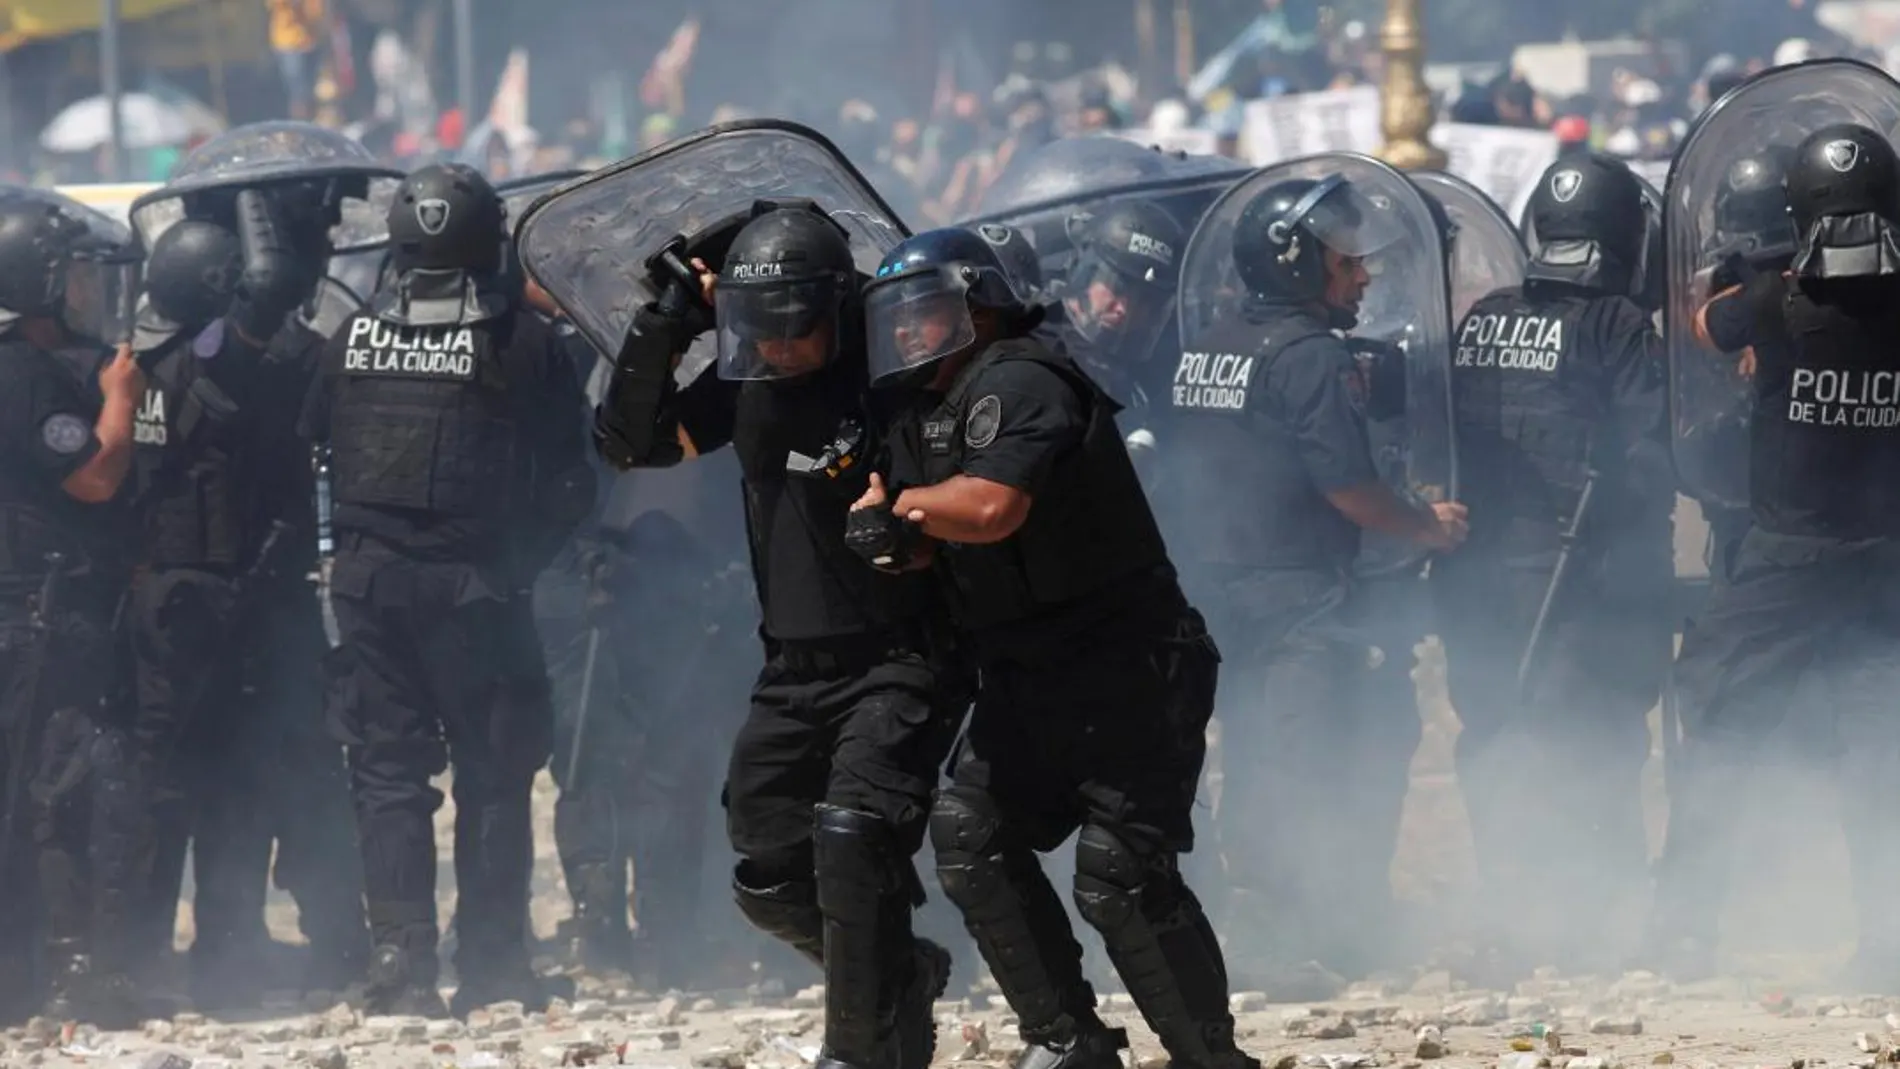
[653,274,717,336]
[845,507,924,571]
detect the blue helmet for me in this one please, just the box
[863,226,1031,385]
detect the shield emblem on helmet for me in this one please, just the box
[417,198,451,236]
[1825,138,1862,173]
[1664,58,1900,511]
[515,120,909,375]
[1179,152,1458,515]
[1551,169,1583,203]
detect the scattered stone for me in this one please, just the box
[313,1046,348,1069]
[1761,993,1796,1015]
[1412,972,1455,998]
[729,1009,814,1028]
[569,1001,610,1023]
[1446,997,1505,1026]
[1859,1034,1885,1055]
[791,985,826,1009]
[135,1052,194,1069]
[958,1021,991,1061]
[655,996,683,1025]
[144,1020,177,1042]
[1566,1058,1613,1069]
[207,1042,245,1059]
[1650,1056,1672,1066]
[1343,1006,1400,1026]
[425,1020,463,1041]
[485,1000,526,1018]
[622,1029,682,1053]
[490,1014,524,1033]
[1831,1006,1855,1019]
[684,997,716,1015]
[1101,993,1137,1012]
[255,1025,297,1044]
[1588,1017,1642,1037]
[1498,1055,1549,1069]
[988,995,1011,1012]
[1231,992,1268,1014]
[1509,998,1555,1019]
[1415,1026,1447,1060]
[174,1014,208,1028]
[1346,982,1392,1000]
[1512,1040,1538,1053]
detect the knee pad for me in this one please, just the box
[732,863,823,963]
[1072,823,1161,934]
[929,789,1011,909]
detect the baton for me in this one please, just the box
[562,625,603,787]
[1516,471,1598,702]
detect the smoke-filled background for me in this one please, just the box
[5,0,1895,1003]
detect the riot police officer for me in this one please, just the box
[0,197,145,1024]
[1167,174,1468,993]
[300,163,594,1016]
[1648,123,1900,989]
[125,181,341,1007]
[851,227,1255,1069]
[1043,199,1184,416]
[1433,155,1675,978]
[592,201,963,1069]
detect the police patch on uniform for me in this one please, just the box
[39,413,89,455]
[966,395,1002,449]
[417,197,452,235]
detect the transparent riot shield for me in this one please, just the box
[1412,170,1528,321]
[515,120,909,371]
[1180,152,1457,506]
[1664,59,1900,510]
[130,121,403,254]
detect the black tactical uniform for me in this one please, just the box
[124,190,335,1006]
[299,164,593,1017]
[856,227,1253,1069]
[593,203,962,1069]
[1433,155,1675,976]
[1167,176,1459,991]
[1649,125,1900,989]
[0,197,142,1025]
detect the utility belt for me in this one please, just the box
[769,619,946,679]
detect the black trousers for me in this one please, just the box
[1433,525,1674,965]
[327,533,553,987]
[724,637,966,882]
[1654,529,1900,953]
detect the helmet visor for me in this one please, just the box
[713,277,843,380]
[63,248,141,346]
[1062,252,1175,361]
[1299,183,1407,258]
[865,267,977,386]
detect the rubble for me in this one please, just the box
[1415,1025,1447,1059]
[1587,1017,1643,1036]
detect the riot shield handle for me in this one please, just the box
[646,235,706,311]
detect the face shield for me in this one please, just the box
[1062,250,1177,363]
[1290,179,1409,259]
[713,273,846,381]
[864,266,980,386]
[61,245,141,346]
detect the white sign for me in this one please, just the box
[1432,123,1560,220]
[1241,86,1383,165]
[1114,126,1221,157]
[1629,158,1671,191]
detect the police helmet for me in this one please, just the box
[143,219,243,329]
[714,202,857,381]
[1523,154,1647,293]
[863,226,1031,386]
[0,198,139,342]
[970,222,1045,303]
[388,163,506,274]
[1786,122,1900,279]
[1232,176,1404,300]
[1061,199,1183,358]
[1711,146,1796,261]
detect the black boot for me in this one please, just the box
[1073,827,1258,1069]
[449,967,575,1018]
[40,939,89,1021]
[347,943,450,1018]
[568,863,634,974]
[1015,1028,1130,1069]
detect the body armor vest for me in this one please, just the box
[912,339,1169,634]
[1168,308,1354,571]
[730,359,931,642]
[1451,287,1599,519]
[1750,277,1900,538]
[0,344,118,579]
[326,310,522,518]
[134,332,248,568]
